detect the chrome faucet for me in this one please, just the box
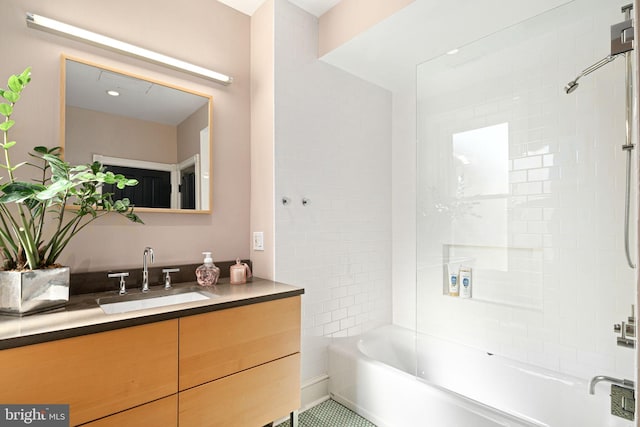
[142,246,154,292]
[589,375,634,394]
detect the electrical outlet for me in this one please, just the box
[253,232,264,251]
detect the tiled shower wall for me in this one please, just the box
[274,0,392,382]
[417,0,636,380]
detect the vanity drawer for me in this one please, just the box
[0,320,178,426]
[178,353,300,427]
[79,394,177,427]
[179,296,301,390]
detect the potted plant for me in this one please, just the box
[0,67,142,315]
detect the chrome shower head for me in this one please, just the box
[565,80,579,94]
[564,54,619,95]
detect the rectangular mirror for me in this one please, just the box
[61,56,212,213]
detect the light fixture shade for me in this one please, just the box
[26,13,233,86]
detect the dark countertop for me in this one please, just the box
[0,278,304,350]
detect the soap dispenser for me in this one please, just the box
[230,258,252,285]
[196,252,220,286]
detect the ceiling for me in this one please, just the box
[66,60,208,126]
[217,0,341,16]
[320,0,575,92]
[216,0,576,92]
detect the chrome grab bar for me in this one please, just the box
[589,375,635,394]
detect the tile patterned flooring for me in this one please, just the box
[276,399,377,427]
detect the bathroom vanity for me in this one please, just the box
[0,279,303,426]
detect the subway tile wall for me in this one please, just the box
[416,0,636,380]
[274,0,392,382]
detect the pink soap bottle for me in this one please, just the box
[196,252,220,286]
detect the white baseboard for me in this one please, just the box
[300,374,330,411]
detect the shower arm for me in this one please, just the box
[579,55,619,78]
[566,55,620,90]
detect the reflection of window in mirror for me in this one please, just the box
[62,56,213,212]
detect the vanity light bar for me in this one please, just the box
[25,13,233,86]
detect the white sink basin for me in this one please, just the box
[98,289,218,314]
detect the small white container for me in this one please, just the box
[459,266,472,298]
[447,264,459,297]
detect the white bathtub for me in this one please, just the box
[328,325,633,427]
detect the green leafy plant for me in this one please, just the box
[0,67,142,271]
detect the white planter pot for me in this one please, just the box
[0,267,70,316]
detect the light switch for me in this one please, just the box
[253,232,264,251]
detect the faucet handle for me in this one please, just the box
[108,272,129,296]
[144,246,155,263]
[625,322,636,338]
[162,268,180,290]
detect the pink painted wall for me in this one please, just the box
[318,0,414,56]
[250,0,276,280]
[1,0,250,273]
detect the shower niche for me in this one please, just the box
[441,244,543,310]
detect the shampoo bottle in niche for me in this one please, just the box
[230,258,252,285]
[196,252,220,286]
[447,264,459,296]
[459,266,472,298]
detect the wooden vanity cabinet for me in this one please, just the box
[0,320,178,426]
[0,294,301,427]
